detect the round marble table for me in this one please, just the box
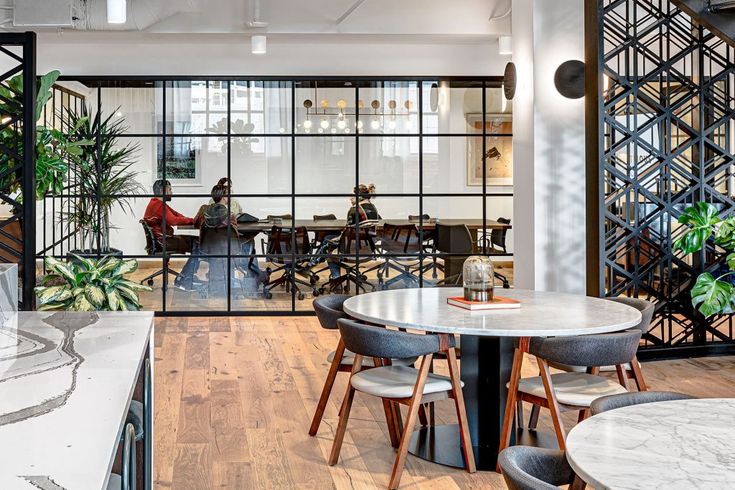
[566,398,735,489]
[343,287,641,470]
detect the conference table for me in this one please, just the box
[343,287,641,470]
[234,218,511,234]
[566,398,735,489]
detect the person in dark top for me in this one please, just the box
[143,179,199,289]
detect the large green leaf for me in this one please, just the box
[114,258,139,277]
[674,202,721,254]
[106,289,122,311]
[115,284,139,303]
[118,279,152,292]
[72,294,94,312]
[691,272,735,317]
[35,70,60,122]
[84,285,106,307]
[34,285,68,304]
[44,256,77,284]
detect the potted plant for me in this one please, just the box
[64,105,144,258]
[35,255,151,311]
[0,70,92,202]
[674,201,735,317]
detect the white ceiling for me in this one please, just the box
[14,0,512,39]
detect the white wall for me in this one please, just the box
[31,32,515,256]
[512,0,585,293]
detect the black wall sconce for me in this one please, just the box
[503,62,516,100]
[554,60,585,99]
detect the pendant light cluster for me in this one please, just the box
[301,96,414,133]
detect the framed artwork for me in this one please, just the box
[466,113,513,186]
[155,137,202,186]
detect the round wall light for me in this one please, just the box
[554,60,585,99]
[503,62,517,100]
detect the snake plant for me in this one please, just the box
[35,255,151,311]
[674,202,735,317]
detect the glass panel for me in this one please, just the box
[159,136,227,187]
[359,137,419,194]
[421,80,485,134]
[294,81,357,135]
[100,81,160,135]
[295,136,356,194]
[358,81,419,135]
[422,136,485,193]
[230,80,292,134]
[230,136,291,195]
[160,81,228,135]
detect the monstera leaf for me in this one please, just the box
[674,202,721,254]
[691,272,735,318]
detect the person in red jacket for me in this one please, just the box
[143,179,199,289]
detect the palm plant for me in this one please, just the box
[64,105,144,253]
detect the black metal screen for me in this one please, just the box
[595,0,735,355]
[0,32,35,309]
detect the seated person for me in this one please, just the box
[144,179,199,290]
[207,177,243,216]
[195,184,265,282]
[326,184,382,281]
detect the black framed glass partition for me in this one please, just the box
[38,77,513,314]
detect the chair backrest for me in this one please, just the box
[313,294,349,329]
[337,225,376,255]
[590,391,695,416]
[140,218,159,255]
[606,296,655,334]
[529,329,642,368]
[408,214,430,221]
[268,214,292,221]
[313,214,337,221]
[337,318,452,359]
[267,226,311,256]
[490,217,511,251]
[435,223,473,254]
[498,446,575,490]
[199,226,241,256]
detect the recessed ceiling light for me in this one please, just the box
[498,36,512,56]
[107,0,126,24]
[251,35,267,55]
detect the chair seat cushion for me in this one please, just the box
[327,350,415,367]
[351,365,461,398]
[546,360,632,373]
[517,372,627,407]
[107,474,122,490]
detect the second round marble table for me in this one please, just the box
[566,398,735,489]
[343,287,641,470]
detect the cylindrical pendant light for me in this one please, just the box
[252,35,267,55]
[498,36,512,56]
[107,0,127,24]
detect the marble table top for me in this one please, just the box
[566,398,735,489]
[0,311,154,490]
[343,288,641,337]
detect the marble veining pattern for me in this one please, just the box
[566,398,735,489]
[343,288,642,337]
[0,311,153,490]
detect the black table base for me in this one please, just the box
[408,425,559,471]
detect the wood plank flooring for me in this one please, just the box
[153,316,735,489]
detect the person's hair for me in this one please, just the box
[354,184,370,200]
[153,179,171,195]
[211,184,227,203]
[217,177,231,187]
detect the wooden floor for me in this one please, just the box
[153,316,735,489]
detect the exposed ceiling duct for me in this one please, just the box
[72,0,198,31]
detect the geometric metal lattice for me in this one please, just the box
[0,32,36,309]
[598,1,735,354]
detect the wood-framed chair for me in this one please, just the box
[308,295,415,436]
[590,391,695,416]
[498,446,577,490]
[329,318,475,489]
[509,329,642,450]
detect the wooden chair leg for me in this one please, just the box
[328,355,363,466]
[383,399,400,448]
[446,347,476,473]
[615,364,629,390]
[392,402,403,439]
[516,400,524,429]
[630,356,648,391]
[498,338,528,468]
[418,404,429,427]
[536,357,567,450]
[528,404,540,429]
[577,409,589,423]
[388,355,433,490]
[309,338,347,436]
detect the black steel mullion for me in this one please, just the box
[291,80,296,312]
[418,81,424,288]
[226,80,232,312]
[20,33,36,309]
[161,81,168,312]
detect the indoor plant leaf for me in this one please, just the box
[114,258,139,276]
[674,202,721,254]
[84,285,106,307]
[691,272,734,318]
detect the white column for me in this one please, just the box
[512,0,586,293]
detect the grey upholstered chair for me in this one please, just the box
[309,295,412,436]
[329,318,475,489]
[498,446,576,490]
[513,329,642,449]
[590,391,695,416]
[547,297,654,390]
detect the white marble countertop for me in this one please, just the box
[343,288,641,337]
[0,311,154,490]
[566,398,735,489]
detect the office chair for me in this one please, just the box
[264,225,319,300]
[138,218,180,286]
[320,223,380,294]
[377,224,425,289]
[434,223,510,288]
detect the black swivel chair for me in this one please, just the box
[434,223,510,288]
[484,217,511,254]
[264,226,319,300]
[139,218,180,286]
[199,225,266,298]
